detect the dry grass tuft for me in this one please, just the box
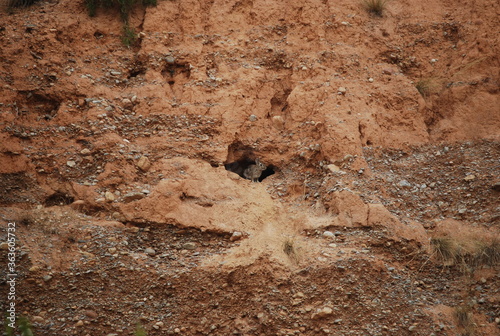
[283,237,301,264]
[472,239,500,267]
[362,0,388,17]
[416,79,434,97]
[1,0,38,10]
[431,237,459,265]
[415,77,442,98]
[454,305,475,335]
[18,211,36,227]
[431,235,500,272]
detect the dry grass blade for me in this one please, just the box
[283,237,301,264]
[454,306,472,328]
[1,0,38,9]
[362,0,387,17]
[472,239,500,267]
[431,237,459,264]
[454,305,475,335]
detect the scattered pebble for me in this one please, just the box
[323,231,335,238]
[145,248,156,256]
[137,156,152,172]
[230,231,243,241]
[182,242,197,250]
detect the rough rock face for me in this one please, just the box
[0,0,499,335]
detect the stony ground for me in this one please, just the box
[0,0,499,335]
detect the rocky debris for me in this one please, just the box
[0,210,496,336]
[361,142,499,227]
[0,0,498,335]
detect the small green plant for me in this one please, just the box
[135,322,148,336]
[85,0,98,17]
[84,0,156,46]
[84,0,156,21]
[362,0,387,17]
[121,24,137,48]
[18,317,34,336]
[5,316,34,336]
[5,317,14,336]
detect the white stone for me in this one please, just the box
[145,248,156,256]
[323,231,335,238]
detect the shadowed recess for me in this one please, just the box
[224,158,275,182]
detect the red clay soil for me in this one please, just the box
[0,0,499,335]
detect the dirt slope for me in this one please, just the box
[0,0,499,335]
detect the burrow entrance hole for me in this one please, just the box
[223,142,275,182]
[44,192,74,207]
[225,158,275,182]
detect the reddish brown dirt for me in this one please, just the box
[0,0,499,335]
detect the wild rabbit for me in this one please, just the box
[243,158,267,182]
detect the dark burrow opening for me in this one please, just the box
[17,91,61,118]
[44,192,74,207]
[224,158,275,182]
